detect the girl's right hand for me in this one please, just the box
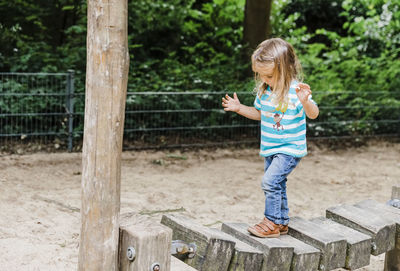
[222,92,241,113]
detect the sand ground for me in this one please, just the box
[0,141,399,270]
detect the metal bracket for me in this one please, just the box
[387,199,400,209]
[171,240,197,259]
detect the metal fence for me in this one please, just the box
[0,72,399,152]
[0,72,75,151]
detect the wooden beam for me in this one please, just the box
[385,185,400,270]
[78,0,129,270]
[278,235,320,271]
[326,204,396,255]
[161,214,236,271]
[208,228,264,271]
[355,199,400,249]
[310,217,371,270]
[287,217,347,270]
[119,214,172,271]
[221,222,294,271]
[354,197,400,271]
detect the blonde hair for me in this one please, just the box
[251,38,302,105]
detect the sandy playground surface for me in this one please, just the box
[0,141,399,270]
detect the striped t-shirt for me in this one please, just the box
[253,81,316,158]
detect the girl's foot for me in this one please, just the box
[279,224,289,235]
[247,217,280,238]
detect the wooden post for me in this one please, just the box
[385,185,400,271]
[119,213,172,271]
[78,0,129,270]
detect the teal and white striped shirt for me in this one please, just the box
[253,81,316,158]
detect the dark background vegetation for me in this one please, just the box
[0,0,399,144]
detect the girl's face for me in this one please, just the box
[255,65,275,89]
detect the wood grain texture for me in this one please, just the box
[78,0,129,270]
[221,222,293,271]
[119,214,172,271]
[326,204,396,255]
[310,217,371,270]
[161,214,236,271]
[288,217,347,271]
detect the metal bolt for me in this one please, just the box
[151,262,160,271]
[188,243,197,258]
[127,246,136,261]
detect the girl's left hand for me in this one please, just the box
[295,83,312,104]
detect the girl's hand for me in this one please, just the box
[222,92,241,113]
[295,83,312,104]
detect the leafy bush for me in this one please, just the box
[274,0,400,137]
[1,0,399,144]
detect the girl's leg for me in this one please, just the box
[261,154,300,225]
[281,179,289,225]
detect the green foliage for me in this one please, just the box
[128,0,248,94]
[273,0,400,137]
[1,0,399,141]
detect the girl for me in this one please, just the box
[222,38,319,238]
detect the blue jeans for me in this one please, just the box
[261,153,301,225]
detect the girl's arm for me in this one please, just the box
[222,93,261,120]
[296,83,319,119]
[302,100,319,119]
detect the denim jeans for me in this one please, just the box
[261,153,301,225]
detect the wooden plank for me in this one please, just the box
[209,228,264,271]
[221,222,293,271]
[355,199,400,249]
[119,213,172,271]
[171,256,199,271]
[392,185,400,200]
[386,186,400,271]
[278,235,320,271]
[161,214,235,271]
[326,204,396,255]
[354,199,400,216]
[310,217,371,270]
[78,0,129,269]
[287,217,347,271]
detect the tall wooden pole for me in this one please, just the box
[78,0,129,270]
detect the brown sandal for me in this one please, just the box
[279,224,289,235]
[247,217,280,238]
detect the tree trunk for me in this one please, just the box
[243,0,273,60]
[78,0,129,270]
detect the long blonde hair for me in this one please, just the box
[251,38,302,105]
